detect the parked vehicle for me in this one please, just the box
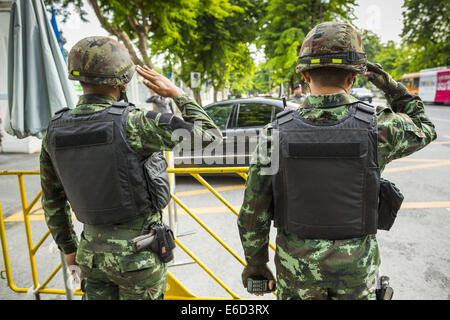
[401,72,420,95]
[173,97,301,168]
[350,87,374,103]
[401,67,450,104]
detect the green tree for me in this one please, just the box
[250,68,271,96]
[46,0,260,105]
[258,0,357,95]
[157,0,262,104]
[45,0,203,67]
[354,29,383,87]
[401,0,450,69]
[228,44,257,95]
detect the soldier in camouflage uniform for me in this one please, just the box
[40,36,221,300]
[237,22,436,300]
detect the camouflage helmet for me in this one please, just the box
[68,36,135,86]
[296,22,367,74]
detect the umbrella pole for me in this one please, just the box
[59,252,74,300]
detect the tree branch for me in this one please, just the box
[88,0,142,65]
[127,12,152,67]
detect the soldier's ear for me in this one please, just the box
[346,72,357,88]
[301,71,311,83]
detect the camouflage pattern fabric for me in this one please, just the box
[296,22,367,74]
[276,273,377,300]
[237,86,436,300]
[40,93,221,300]
[367,61,405,96]
[77,220,167,300]
[68,37,135,86]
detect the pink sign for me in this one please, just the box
[435,70,450,103]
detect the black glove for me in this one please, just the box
[241,264,275,288]
[367,61,401,95]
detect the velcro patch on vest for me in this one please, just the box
[55,130,111,148]
[288,143,361,158]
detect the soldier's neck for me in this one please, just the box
[310,86,348,95]
[82,85,121,101]
[308,81,350,95]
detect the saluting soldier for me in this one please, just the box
[237,22,436,300]
[40,36,221,300]
[289,84,305,102]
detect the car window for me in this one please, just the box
[237,103,273,128]
[204,104,234,130]
[273,107,284,117]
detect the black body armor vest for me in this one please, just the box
[46,102,152,225]
[272,102,380,239]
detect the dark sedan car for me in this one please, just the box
[173,97,301,167]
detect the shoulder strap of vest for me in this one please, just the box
[275,108,295,126]
[108,101,136,115]
[51,107,70,121]
[353,102,375,124]
[376,105,389,114]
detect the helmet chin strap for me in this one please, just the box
[119,85,128,102]
[339,77,355,94]
[339,86,349,94]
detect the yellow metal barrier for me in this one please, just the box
[0,170,81,297]
[0,168,275,299]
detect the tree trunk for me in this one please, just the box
[213,87,218,102]
[89,0,144,66]
[127,13,152,68]
[193,89,202,107]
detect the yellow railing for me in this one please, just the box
[0,168,276,299]
[0,170,77,297]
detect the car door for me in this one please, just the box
[202,102,236,166]
[230,102,276,166]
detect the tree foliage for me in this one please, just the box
[401,0,450,69]
[153,0,262,103]
[355,31,417,87]
[250,68,271,95]
[355,0,450,87]
[46,0,260,104]
[257,0,357,94]
[45,0,449,99]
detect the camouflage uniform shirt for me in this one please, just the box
[40,94,221,298]
[237,85,436,298]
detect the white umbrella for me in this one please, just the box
[7,0,76,139]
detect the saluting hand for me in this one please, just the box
[364,61,399,94]
[136,65,184,98]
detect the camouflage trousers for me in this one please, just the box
[79,251,167,300]
[75,214,168,300]
[276,280,377,300]
[274,231,380,300]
